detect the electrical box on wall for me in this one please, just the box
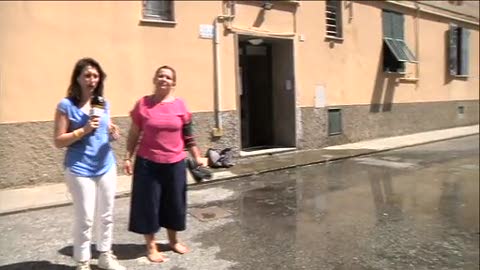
[199,24,213,39]
[212,128,224,137]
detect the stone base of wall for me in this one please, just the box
[298,100,479,149]
[0,111,239,189]
[0,100,477,188]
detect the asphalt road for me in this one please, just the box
[0,136,478,270]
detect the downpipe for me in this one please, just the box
[212,2,235,138]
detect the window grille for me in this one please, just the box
[326,1,343,38]
[143,0,173,21]
[328,108,342,136]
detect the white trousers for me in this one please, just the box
[65,165,117,262]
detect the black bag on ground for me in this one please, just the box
[186,158,212,183]
[207,148,234,168]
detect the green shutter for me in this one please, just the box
[448,24,459,76]
[336,1,343,38]
[396,39,417,62]
[460,28,470,75]
[394,13,406,73]
[383,11,393,38]
[383,10,403,39]
[392,12,404,40]
[384,38,408,61]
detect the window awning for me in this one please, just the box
[384,37,417,63]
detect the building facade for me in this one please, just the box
[0,0,478,188]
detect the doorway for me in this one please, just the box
[238,35,296,152]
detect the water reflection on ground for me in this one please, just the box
[194,137,479,270]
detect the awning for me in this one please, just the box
[384,37,417,63]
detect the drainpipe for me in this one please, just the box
[414,2,420,82]
[212,4,235,138]
[212,17,223,137]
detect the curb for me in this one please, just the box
[0,130,478,216]
[189,133,479,188]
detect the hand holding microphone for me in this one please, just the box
[89,94,105,133]
[84,117,100,133]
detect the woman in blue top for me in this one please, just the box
[53,58,124,270]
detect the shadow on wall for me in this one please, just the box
[370,49,399,113]
[253,9,266,27]
[239,0,296,13]
[444,30,454,85]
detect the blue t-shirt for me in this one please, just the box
[57,98,115,177]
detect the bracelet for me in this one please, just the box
[72,129,81,138]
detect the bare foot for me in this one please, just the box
[169,242,189,254]
[147,245,167,263]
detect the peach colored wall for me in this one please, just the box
[0,1,235,123]
[296,1,390,106]
[1,1,478,123]
[295,1,479,107]
[231,1,296,33]
[416,13,479,101]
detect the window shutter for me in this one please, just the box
[383,11,393,38]
[144,0,172,20]
[384,38,408,61]
[144,0,159,15]
[460,28,470,75]
[392,12,404,40]
[448,24,458,76]
[336,1,343,38]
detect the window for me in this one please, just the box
[326,0,343,39]
[328,108,342,136]
[143,0,174,21]
[449,24,470,76]
[382,10,416,73]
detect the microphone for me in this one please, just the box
[90,94,105,133]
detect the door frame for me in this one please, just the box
[234,33,297,154]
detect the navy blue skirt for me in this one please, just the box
[128,156,187,234]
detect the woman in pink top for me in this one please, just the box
[123,65,204,263]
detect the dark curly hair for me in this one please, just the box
[66,58,107,106]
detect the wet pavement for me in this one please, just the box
[0,136,478,270]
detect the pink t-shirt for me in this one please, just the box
[131,95,191,164]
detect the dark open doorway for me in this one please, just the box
[239,41,273,149]
[238,35,296,152]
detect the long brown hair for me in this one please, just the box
[66,58,107,106]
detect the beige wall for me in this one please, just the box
[0,0,478,123]
[231,1,296,33]
[417,12,479,101]
[0,1,235,123]
[416,0,479,21]
[295,1,479,107]
[296,1,381,106]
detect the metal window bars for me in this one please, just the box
[143,0,173,21]
[326,1,340,37]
